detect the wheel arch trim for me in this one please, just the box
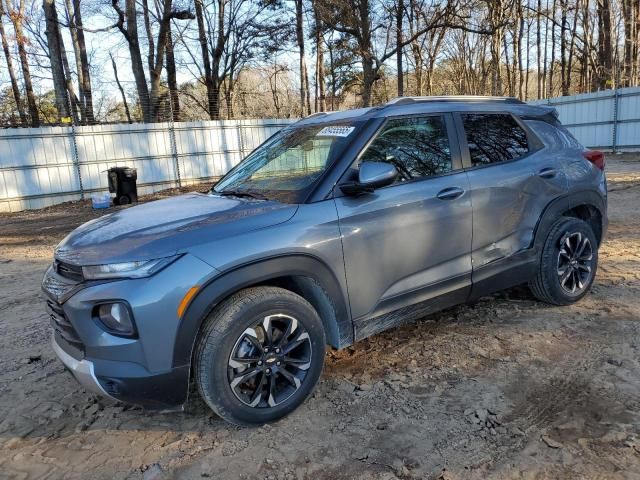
[533,190,606,249]
[172,253,352,369]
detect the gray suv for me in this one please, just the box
[43,96,607,425]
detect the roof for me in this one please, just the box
[294,95,556,127]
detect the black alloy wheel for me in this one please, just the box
[556,231,594,294]
[228,314,312,408]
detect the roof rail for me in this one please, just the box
[304,111,337,119]
[385,96,524,106]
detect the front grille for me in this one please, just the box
[55,261,83,282]
[47,300,85,360]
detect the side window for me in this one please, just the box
[359,115,452,182]
[461,114,530,166]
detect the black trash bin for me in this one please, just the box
[107,167,138,205]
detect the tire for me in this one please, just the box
[529,217,598,305]
[194,286,326,426]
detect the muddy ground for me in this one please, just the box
[1,155,639,480]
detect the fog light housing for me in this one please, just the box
[95,302,136,337]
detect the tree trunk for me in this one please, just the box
[396,0,403,96]
[313,2,326,112]
[166,21,180,121]
[622,0,638,86]
[121,0,151,121]
[549,0,556,96]
[111,0,153,123]
[525,17,531,100]
[210,0,227,120]
[596,0,613,89]
[194,0,216,119]
[295,0,311,115]
[489,0,504,96]
[147,0,176,121]
[517,1,524,99]
[503,33,512,96]
[0,0,26,125]
[358,0,376,106]
[43,0,71,122]
[537,0,542,98]
[66,0,94,123]
[59,30,82,124]
[543,0,549,97]
[560,0,568,95]
[7,0,40,126]
[566,0,580,94]
[142,0,154,74]
[111,52,132,123]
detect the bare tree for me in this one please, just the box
[4,0,39,126]
[43,0,70,121]
[595,0,613,89]
[0,0,26,125]
[294,0,311,114]
[313,0,326,111]
[396,0,404,96]
[63,0,94,123]
[112,0,192,122]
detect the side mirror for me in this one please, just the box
[340,161,398,195]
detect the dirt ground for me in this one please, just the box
[1,155,639,480]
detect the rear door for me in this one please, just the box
[334,113,473,336]
[456,112,568,286]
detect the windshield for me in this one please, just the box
[213,122,362,203]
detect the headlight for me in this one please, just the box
[82,255,180,280]
[95,302,136,336]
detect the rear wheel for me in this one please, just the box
[194,287,326,426]
[529,217,598,305]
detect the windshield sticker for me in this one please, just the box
[316,126,355,137]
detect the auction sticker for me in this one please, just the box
[316,126,355,137]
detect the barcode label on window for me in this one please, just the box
[316,126,355,137]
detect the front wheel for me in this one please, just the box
[194,287,326,426]
[529,217,598,305]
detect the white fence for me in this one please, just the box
[2,88,639,213]
[530,86,640,151]
[0,119,293,213]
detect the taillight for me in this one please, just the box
[583,150,605,170]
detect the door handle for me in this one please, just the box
[537,167,557,179]
[436,187,465,200]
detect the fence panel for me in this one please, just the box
[0,119,293,213]
[5,88,639,214]
[530,86,640,150]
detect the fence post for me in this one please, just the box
[69,123,84,200]
[237,120,246,157]
[167,97,182,188]
[612,89,619,153]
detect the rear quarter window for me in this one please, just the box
[461,113,530,166]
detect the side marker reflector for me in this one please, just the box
[178,286,200,318]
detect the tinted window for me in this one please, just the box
[461,114,529,166]
[359,116,452,182]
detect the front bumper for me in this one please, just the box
[52,333,116,400]
[43,253,217,409]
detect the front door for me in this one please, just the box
[334,113,473,339]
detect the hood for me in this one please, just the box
[55,193,298,266]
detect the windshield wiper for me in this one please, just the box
[216,189,269,200]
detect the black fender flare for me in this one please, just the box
[172,254,352,369]
[532,189,606,250]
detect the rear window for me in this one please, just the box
[461,113,530,166]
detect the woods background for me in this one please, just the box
[0,0,639,127]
